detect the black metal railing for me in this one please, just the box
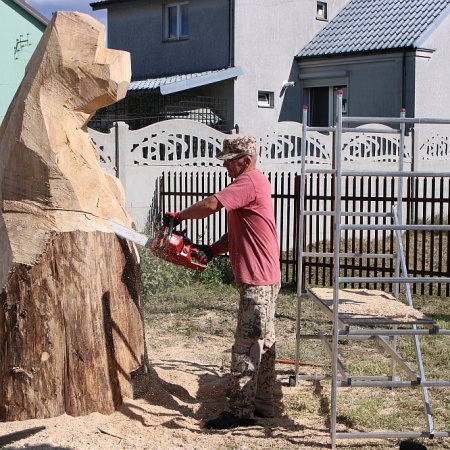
[158,171,450,295]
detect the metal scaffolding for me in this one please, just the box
[294,91,450,449]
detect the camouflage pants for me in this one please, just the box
[228,281,281,419]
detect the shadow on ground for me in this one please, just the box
[121,357,337,448]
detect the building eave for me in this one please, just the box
[11,0,49,26]
[296,46,418,61]
[129,67,244,95]
[90,0,140,11]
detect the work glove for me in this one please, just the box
[192,244,219,265]
[162,211,181,227]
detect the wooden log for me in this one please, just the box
[0,12,145,420]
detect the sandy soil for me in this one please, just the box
[0,312,446,450]
[0,329,333,449]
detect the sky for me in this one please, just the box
[27,0,107,29]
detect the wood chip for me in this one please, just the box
[98,428,123,441]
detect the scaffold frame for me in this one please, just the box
[294,92,450,449]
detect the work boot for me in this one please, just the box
[254,399,275,418]
[254,407,275,418]
[399,442,427,450]
[203,411,256,429]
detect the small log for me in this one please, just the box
[0,12,145,420]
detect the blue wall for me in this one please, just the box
[0,0,46,123]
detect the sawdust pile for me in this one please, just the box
[0,340,331,449]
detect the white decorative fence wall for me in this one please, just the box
[88,119,450,232]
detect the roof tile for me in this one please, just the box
[128,68,241,92]
[298,0,450,58]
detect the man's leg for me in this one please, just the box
[255,281,280,417]
[204,283,278,429]
[228,283,274,419]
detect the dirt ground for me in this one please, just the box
[0,342,331,449]
[0,306,447,450]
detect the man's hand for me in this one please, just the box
[163,212,181,226]
[192,244,216,265]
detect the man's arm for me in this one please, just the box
[211,233,229,255]
[179,195,223,220]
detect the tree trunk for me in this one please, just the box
[0,12,145,420]
[0,231,144,420]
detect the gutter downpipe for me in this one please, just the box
[402,49,407,110]
[229,0,235,131]
[229,0,235,67]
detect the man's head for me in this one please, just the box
[217,134,257,161]
[217,134,257,179]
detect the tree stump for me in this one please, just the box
[0,12,145,420]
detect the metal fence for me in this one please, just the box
[159,170,449,295]
[90,94,228,132]
[158,169,298,283]
[303,174,450,296]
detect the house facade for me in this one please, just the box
[90,0,350,135]
[0,0,47,124]
[296,0,450,126]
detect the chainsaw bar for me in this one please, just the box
[108,220,151,247]
[108,218,207,272]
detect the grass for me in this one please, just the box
[141,249,450,449]
[281,289,450,443]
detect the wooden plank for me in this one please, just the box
[309,288,434,325]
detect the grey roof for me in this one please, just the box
[298,0,450,58]
[129,67,243,95]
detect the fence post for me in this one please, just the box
[411,127,420,173]
[114,121,130,192]
[409,127,420,223]
[114,121,119,179]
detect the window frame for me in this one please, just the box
[316,1,328,21]
[257,91,274,109]
[165,2,189,41]
[305,84,348,127]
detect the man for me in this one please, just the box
[163,134,281,429]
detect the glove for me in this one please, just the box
[192,244,219,265]
[162,211,181,227]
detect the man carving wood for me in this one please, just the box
[163,135,281,428]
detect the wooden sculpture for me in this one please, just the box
[0,11,145,420]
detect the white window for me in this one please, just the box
[258,91,274,108]
[165,2,189,40]
[316,1,328,20]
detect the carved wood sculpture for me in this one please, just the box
[0,12,145,420]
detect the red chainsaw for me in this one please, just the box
[149,217,207,271]
[108,217,208,271]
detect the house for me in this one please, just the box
[90,0,351,134]
[296,0,450,126]
[0,0,47,123]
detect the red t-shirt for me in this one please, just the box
[215,169,281,285]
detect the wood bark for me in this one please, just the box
[0,12,145,420]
